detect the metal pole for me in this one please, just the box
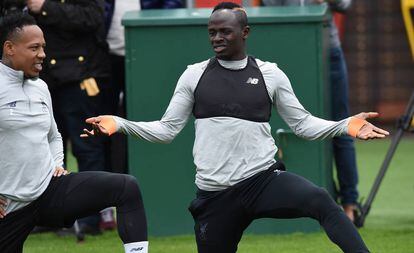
[355,91,414,228]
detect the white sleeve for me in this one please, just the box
[261,62,349,140]
[114,64,204,143]
[44,85,64,167]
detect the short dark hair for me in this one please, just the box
[212,2,248,28]
[0,12,37,54]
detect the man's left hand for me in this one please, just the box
[53,166,68,177]
[27,0,46,14]
[0,198,7,219]
[353,112,390,140]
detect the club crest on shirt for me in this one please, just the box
[8,101,16,115]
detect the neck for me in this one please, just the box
[1,57,14,69]
[231,53,247,61]
[218,53,247,61]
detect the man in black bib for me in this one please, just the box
[83,2,389,253]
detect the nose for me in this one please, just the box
[38,47,46,59]
[212,32,224,43]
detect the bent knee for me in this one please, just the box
[123,174,139,188]
[306,187,339,213]
[120,175,143,201]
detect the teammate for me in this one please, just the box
[0,12,148,253]
[83,3,388,253]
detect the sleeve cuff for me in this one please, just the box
[100,116,118,136]
[348,117,368,137]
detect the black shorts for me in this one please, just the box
[188,162,368,253]
[188,162,286,253]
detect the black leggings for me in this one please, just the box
[189,164,369,253]
[0,171,147,253]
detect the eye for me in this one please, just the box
[208,31,216,37]
[222,29,232,35]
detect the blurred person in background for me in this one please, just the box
[262,0,359,221]
[104,0,141,177]
[141,0,183,9]
[100,0,141,231]
[0,12,148,253]
[0,0,27,16]
[26,0,111,234]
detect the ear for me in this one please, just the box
[242,26,250,40]
[3,41,15,57]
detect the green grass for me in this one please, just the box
[24,138,414,253]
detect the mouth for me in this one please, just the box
[33,62,43,72]
[213,45,226,53]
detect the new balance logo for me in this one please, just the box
[130,247,144,252]
[246,77,259,85]
[199,222,208,241]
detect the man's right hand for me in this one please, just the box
[26,0,46,14]
[81,115,117,137]
[0,198,7,219]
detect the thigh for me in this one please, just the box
[0,203,37,253]
[37,171,127,228]
[251,171,332,219]
[189,191,251,253]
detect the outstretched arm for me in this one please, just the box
[81,65,202,143]
[262,62,389,140]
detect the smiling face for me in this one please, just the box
[208,9,249,61]
[3,25,46,78]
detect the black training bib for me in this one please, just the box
[193,56,271,122]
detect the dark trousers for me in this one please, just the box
[330,46,359,205]
[102,54,128,174]
[50,79,108,226]
[189,163,369,253]
[0,172,147,253]
[50,80,107,172]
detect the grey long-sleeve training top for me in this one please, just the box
[0,62,64,214]
[112,57,351,191]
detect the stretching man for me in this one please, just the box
[0,13,148,253]
[84,3,388,253]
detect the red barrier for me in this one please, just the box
[195,0,242,8]
[333,12,345,42]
